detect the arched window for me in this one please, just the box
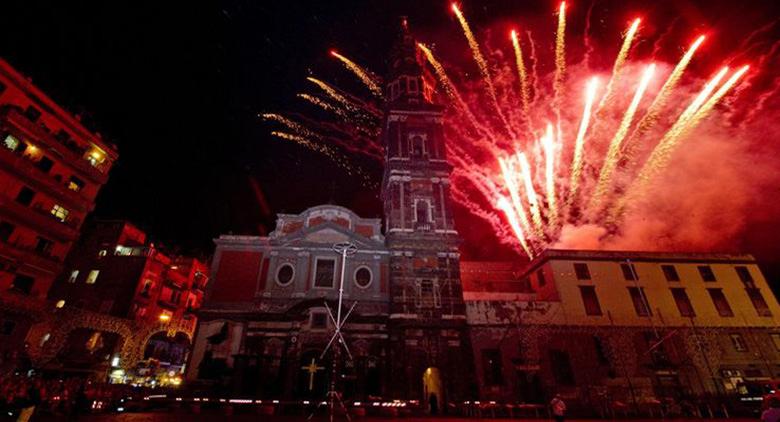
[415,200,430,224]
[411,136,425,157]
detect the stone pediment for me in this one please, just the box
[273,222,385,250]
[305,227,350,244]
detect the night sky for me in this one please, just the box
[1,1,779,272]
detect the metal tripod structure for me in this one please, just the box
[308,242,358,422]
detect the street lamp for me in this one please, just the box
[309,241,358,422]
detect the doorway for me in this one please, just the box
[422,367,443,414]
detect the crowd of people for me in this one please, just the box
[0,375,131,420]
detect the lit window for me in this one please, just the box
[3,134,19,151]
[67,176,85,192]
[55,300,65,309]
[85,332,103,352]
[115,245,132,256]
[86,270,100,284]
[24,143,38,157]
[85,148,106,167]
[68,270,79,283]
[50,204,69,222]
[159,311,172,322]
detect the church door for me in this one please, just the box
[422,367,443,414]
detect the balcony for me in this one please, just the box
[0,238,63,275]
[113,245,154,257]
[157,299,180,310]
[0,146,91,212]
[0,194,80,241]
[1,106,109,184]
[164,278,185,290]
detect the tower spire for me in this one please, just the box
[386,17,435,105]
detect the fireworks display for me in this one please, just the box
[263,2,780,259]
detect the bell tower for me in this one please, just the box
[381,18,474,402]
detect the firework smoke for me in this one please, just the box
[265,2,779,259]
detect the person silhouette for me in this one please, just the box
[429,393,438,415]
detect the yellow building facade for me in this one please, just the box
[466,250,780,414]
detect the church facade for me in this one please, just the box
[187,20,474,404]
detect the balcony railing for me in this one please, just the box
[0,146,91,212]
[157,299,180,310]
[164,278,185,290]
[1,106,109,184]
[0,238,63,275]
[0,194,80,241]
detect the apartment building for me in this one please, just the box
[0,59,117,357]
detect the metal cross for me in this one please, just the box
[301,358,325,391]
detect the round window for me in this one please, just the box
[354,267,372,288]
[276,264,294,286]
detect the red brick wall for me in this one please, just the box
[356,224,373,238]
[283,221,303,234]
[211,250,262,302]
[309,216,350,228]
[258,258,270,291]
